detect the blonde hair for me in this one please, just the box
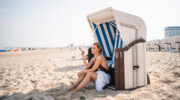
[93,42,103,54]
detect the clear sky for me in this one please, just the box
[0,0,179,47]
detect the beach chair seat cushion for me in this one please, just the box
[107,60,115,68]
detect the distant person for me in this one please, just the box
[67,43,111,93]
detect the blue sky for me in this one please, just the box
[0,0,179,47]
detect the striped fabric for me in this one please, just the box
[92,21,123,68]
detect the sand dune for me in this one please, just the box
[0,49,179,100]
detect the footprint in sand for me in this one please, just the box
[79,96,86,100]
[160,79,175,84]
[173,72,180,78]
[135,92,158,99]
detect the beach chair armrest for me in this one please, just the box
[154,44,160,46]
[112,38,146,90]
[115,38,146,52]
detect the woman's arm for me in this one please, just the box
[81,51,88,69]
[82,52,95,69]
[81,56,102,73]
[85,58,95,69]
[77,57,95,77]
[82,58,88,69]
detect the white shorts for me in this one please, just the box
[95,71,111,91]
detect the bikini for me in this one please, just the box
[90,63,110,74]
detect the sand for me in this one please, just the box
[0,49,180,100]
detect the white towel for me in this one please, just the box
[95,71,111,92]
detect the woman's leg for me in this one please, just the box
[72,72,97,93]
[67,73,86,91]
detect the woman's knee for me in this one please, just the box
[87,72,97,78]
[86,72,97,82]
[78,73,86,78]
[86,72,93,76]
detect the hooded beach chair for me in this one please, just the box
[87,7,149,90]
[169,36,180,53]
[160,38,171,52]
[175,36,180,53]
[146,39,161,52]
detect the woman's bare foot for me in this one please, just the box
[72,89,78,93]
[67,86,76,91]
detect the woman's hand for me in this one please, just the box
[77,71,82,77]
[81,51,86,60]
[77,69,89,77]
[79,48,86,59]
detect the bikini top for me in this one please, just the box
[90,58,110,73]
[98,64,110,73]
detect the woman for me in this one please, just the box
[67,43,111,93]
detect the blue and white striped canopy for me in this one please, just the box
[91,21,123,68]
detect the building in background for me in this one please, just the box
[165,26,180,38]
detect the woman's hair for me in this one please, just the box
[93,42,103,54]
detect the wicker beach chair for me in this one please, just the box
[175,36,180,53]
[169,36,180,53]
[146,39,161,52]
[160,38,171,52]
[87,7,149,90]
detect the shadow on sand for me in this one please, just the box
[0,83,132,100]
[0,65,133,100]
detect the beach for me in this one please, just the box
[0,49,180,100]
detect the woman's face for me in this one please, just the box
[91,45,99,54]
